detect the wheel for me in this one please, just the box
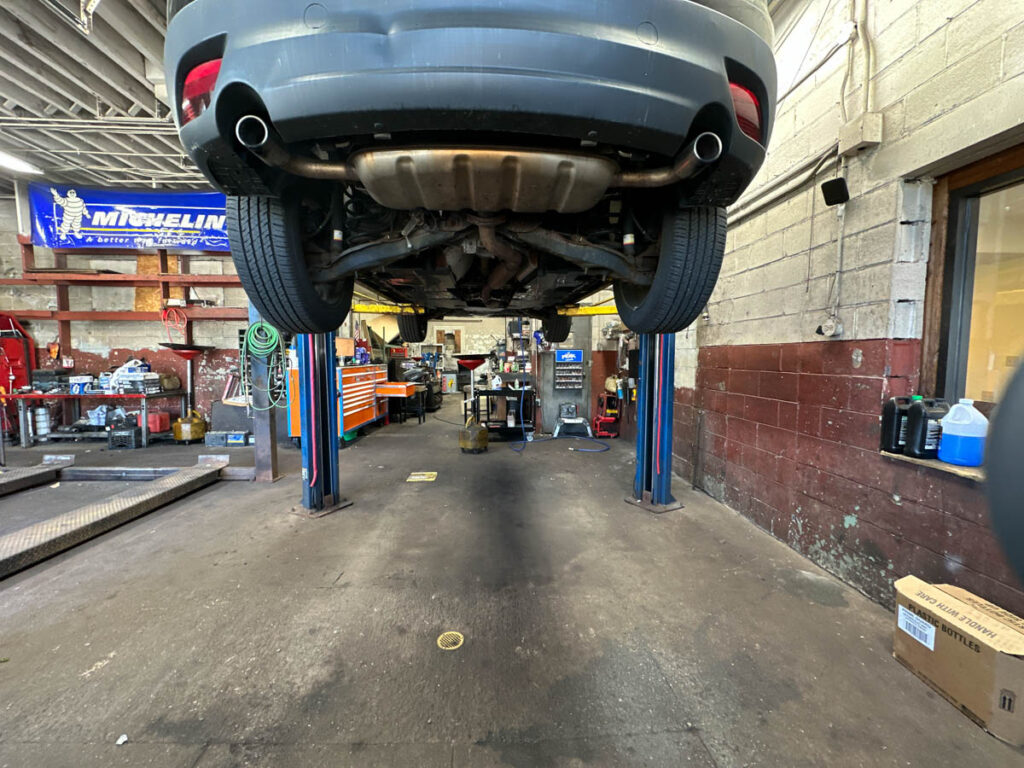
[542,314,572,343]
[397,313,428,343]
[226,194,353,334]
[613,206,726,334]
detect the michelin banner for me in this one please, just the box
[28,183,230,251]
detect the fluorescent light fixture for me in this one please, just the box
[0,150,43,175]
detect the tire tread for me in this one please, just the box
[226,196,352,333]
[614,206,726,334]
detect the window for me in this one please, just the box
[924,146,1024,408]
[963,185,1024,400]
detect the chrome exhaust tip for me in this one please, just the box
[692,131,724,164]
[235,115,270,149]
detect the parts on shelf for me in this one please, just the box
[554,349,584,391]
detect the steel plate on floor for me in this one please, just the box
[0,463,223,579]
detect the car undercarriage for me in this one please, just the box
[169,0,776,337]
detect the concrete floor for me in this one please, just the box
[0,405,1021,767]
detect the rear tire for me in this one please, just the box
[542,314,572,343]
[226,195,353,334]
[613,206,726,334]
[397,313,429,343]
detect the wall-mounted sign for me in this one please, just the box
[555,349,583,363]
[28,183,229,251]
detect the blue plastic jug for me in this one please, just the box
[938,399,988,467]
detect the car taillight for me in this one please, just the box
[181,59,222,126]
[729,83,762,144]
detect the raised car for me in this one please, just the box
[165,0,776,341]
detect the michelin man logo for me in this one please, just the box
[50,187,90,240]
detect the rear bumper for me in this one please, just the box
[166,0,776,203]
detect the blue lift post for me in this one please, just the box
[627,333,684,513]
[295,331,349,515]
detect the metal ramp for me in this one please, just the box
[0,457,228,579]
[0,456,74,498]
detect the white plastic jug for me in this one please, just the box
[938,399,988,467]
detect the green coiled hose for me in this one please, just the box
[241,320,287,410]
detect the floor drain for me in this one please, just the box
[437,631,464,651]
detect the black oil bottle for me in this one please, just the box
[905,396,949,459]
[880,396,913,453]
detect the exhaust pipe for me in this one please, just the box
[235,115,358,182]
[236,114,720,193]
[613,131,723,188]
[478,224,523,304]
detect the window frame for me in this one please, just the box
[923,145,1024,411]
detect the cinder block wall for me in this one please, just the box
[674,0,1024,612]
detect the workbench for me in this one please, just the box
[470,388,537,439]
[7,390,188,448]
[380,381,428,424]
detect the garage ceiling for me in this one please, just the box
[0,0,205,194]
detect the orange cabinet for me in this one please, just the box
[340,365,387,434]
[287,364,388,438]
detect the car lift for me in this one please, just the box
[294,331,349,515]
[289,315,674,516]
[627,333,683,513]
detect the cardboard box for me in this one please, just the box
[894,575,1024,745]
[335,337,356,358]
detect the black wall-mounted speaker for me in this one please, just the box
[821,178,850,206]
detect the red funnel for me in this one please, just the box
[160,343,212,362]
[159,343,212,412]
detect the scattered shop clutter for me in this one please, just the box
[894,576,1024,746]
[5,357,189,449]
[26,359,177,396]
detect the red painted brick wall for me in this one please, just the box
[672,387,697,485]
[675,339,1021,615]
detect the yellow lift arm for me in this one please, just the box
[350,304,618,316]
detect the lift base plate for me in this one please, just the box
[624,491,684,515]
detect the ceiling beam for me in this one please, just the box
[0,83,184,181]
[0,40,96,115]
[0,38,186,176]
[0,9,139,115]
[0,126,113,186]
[125,0,167,34]
[0,117,178,134]
[4,0,163,108]
[0,72,62,117]
[93,0,166,68]
[0,0,209,189]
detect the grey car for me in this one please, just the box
[165,0,776,341]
